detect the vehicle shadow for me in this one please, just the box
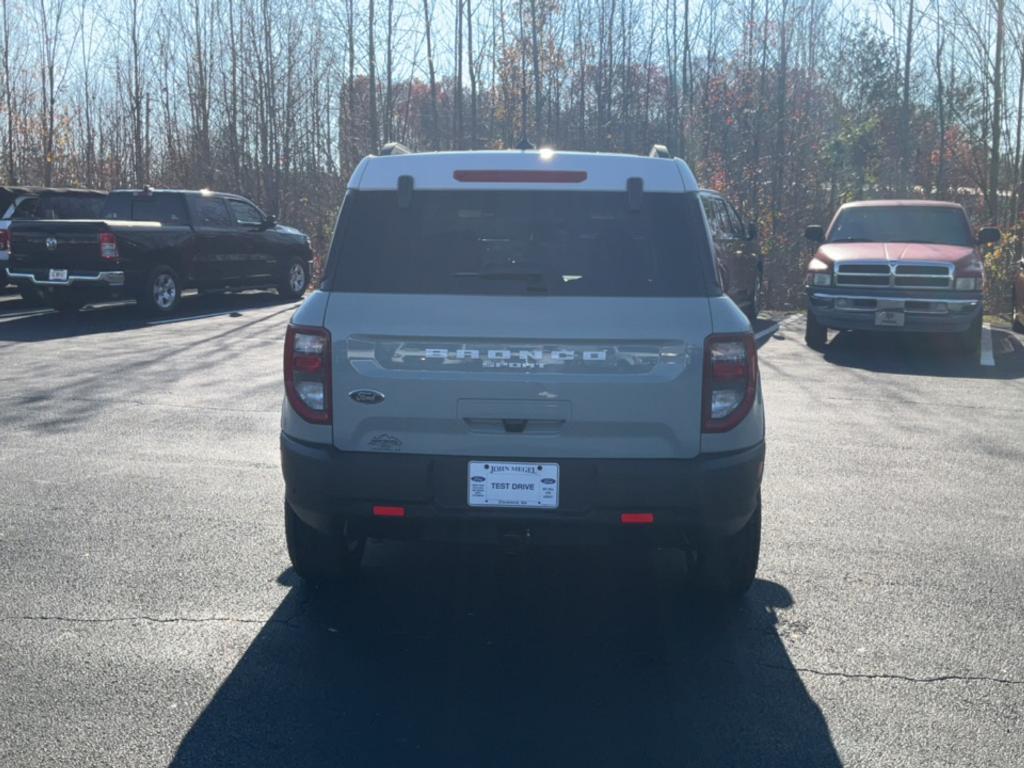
[0,290,292,343]
[171,544,841,768]
[822,328,1024,380]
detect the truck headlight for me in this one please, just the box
[955,277,980,291]
[807,258,831,286]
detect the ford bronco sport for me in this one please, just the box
[280,146,765,599]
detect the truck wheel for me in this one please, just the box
[285,501,365,588]
[44,291,85,313]
[18,284,43,306]
[805,310,827,350]
[277,258,309,301]
[960,315,982,358]
[138,265,181,315]
[694,496,761,601]
[744,278,761,323]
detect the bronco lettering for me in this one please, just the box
[419,347,608,363]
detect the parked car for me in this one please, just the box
[699,189,763,321]
[1014,258,1024,333]
[279,145,765,601]
[0,186,106,295]
[6,188,312,314]
[803,200,999,354]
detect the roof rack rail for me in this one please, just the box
[648,144,672,159]
[380,142,412,156]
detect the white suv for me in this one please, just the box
[280,146,765,599]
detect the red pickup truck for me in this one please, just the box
[803,200,1000,354]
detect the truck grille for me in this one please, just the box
[834,261,953,290]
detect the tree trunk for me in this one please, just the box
[422,0,439,149]
[989,0,1006,224]
[368,0,378,152]
[899,0,915,194]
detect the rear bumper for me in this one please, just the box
[7,269,125,287]
[280,433,765,545]
[807,289,981,333]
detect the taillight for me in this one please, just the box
[702,333,758,433]
[0,229,8,251]
[284,325,332,424]
[99,232,119,261]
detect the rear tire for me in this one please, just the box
[805,310,827,350]
[137,265,181,315]
[285,501,365,588]
[18,284,43,306]
[277,258,309,301]
[694,497,761,601]
[44,290,85,313]
[744,278,761,323]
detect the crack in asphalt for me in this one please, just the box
[5,612,1021,687]
[761,662,1024,686]
[0,591,315,630]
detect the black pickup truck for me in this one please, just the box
[7,188,313,314]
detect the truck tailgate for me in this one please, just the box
[9,220,114,276]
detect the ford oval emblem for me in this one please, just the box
[471,476,485,482]
[541,477,556,485]
[45,237,58,251]
[349,389,385,405]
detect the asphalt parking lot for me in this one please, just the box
[1,289,1023,767]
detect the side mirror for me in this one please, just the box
[747,222,759,240]
[804,225,825,244]
[977,226,1001,245]
[262,214,277,229]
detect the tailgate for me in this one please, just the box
[9,220,111,275]
[326,294,712,461]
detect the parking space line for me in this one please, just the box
[980,324,995,367]
[147,310,242,326]
[754,322,781,343]
[0,309,53,322]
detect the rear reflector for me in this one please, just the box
[453,170,587,183]
[620,513,654,525]
[373,506,406,518]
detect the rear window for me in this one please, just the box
[828,205,973,246]
[102,194,189,225]
[11,195,105,220]
[325,190,712,297]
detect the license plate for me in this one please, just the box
[468,461,559,509]
[48,269,68,281]
[875,310,905,327]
